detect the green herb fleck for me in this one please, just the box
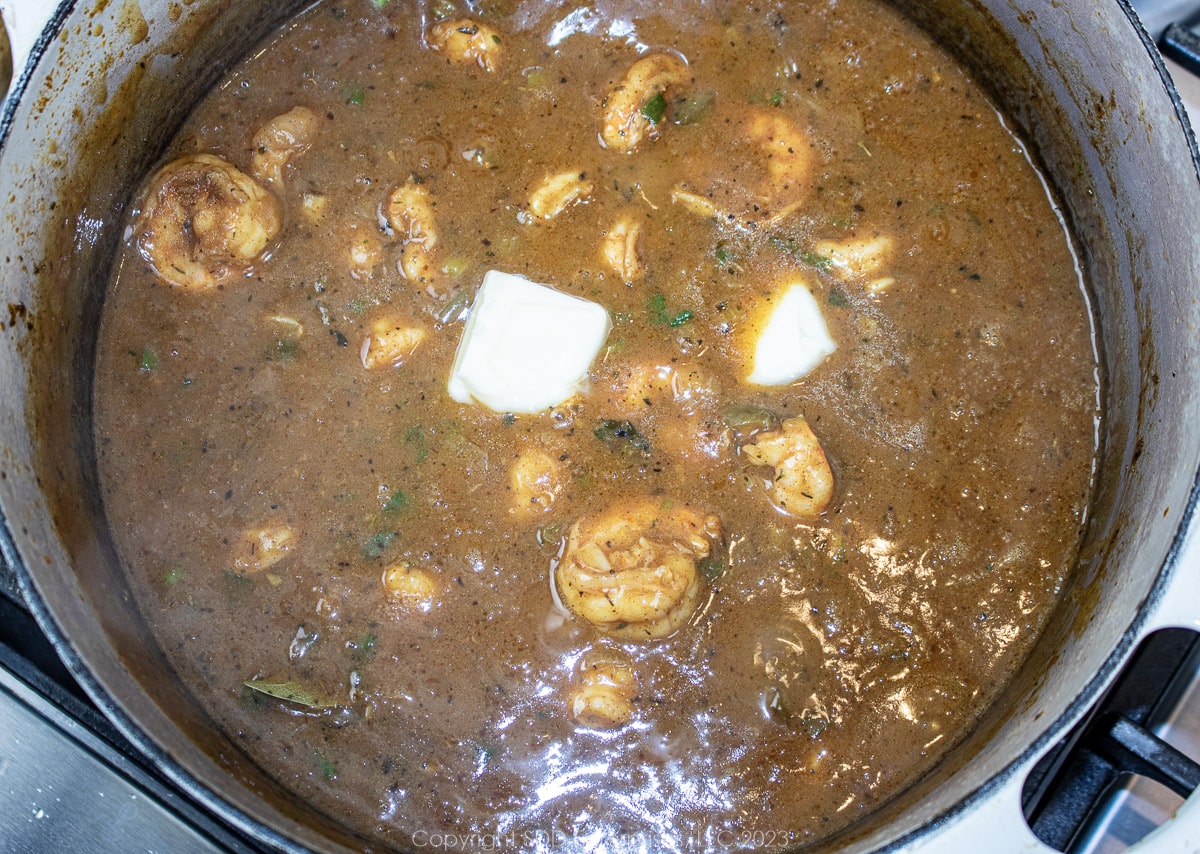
[274,338,298,360]
[372,0,388,7]
[698,555,727,581]
[491,34,501,45]
[347,88,366,106]
[801,251,834,272]
[138,348,158,372]
[223,569,253,587]
[768,236,833,272]
[714,241,740,270]
[162,567,184,587]
[181,376,194,387]
[314,751,338,781]
[362,531,398,559]
[404,425,428,463]
[673,90,716,125]
[641,91,667,124]
[433,288,472,324]
[723,404,780,439]
[646,292,693,327]
[594,419,652,457]
[429,0,456,20]
[383,490,408,513]
[770,89,784,106]
[828,287,850,307]
[351,630,378,663]
[501,413,516,426]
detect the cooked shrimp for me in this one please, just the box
[233,523,296,573]
[134,153,281,290]
[554,497,722,641]
[601,363,727,460]
[509,447,565,517]
[670,109,813,226]
[382,562,438,612]
[527,170,593,221]
[741,416,834,518]
[348,227,383,280]
[250,105,318,187]
[600,215,644,281]
[568,648,638,728]
[300,192,329,223]
[600,53,688,153]
[385,179,438,283]
[813,235,893,280]
[746,110,813,202]
[360,317,427,369]
[427,19,502,73]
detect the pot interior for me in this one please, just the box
[1,0,1198,850]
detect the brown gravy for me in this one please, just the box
[93,0,1099,848]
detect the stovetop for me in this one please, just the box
[2,4,1199,854]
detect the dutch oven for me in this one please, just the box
[1,0,1199,850]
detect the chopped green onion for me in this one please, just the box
[314,751,338,781]
[350,630,378,663]
[646,292,693,327]
[827,287,850,307]
[372,0,388,7]
[162,567,184,587]
[768,236,834,272]
[362,531,398,558]
[404,425,428,462]
[138,348,158,372]
[723,404,780,439]
[673,90,715,125]
[383,490,408,513]
[347,88,366,106]
[274,338,298,360]
[641,91,667,124]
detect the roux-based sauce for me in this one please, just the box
[93,0,1100,849]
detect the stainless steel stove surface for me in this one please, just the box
[1,3,1199,853]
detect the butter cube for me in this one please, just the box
[746,282,836,385]
[448,270,612,413]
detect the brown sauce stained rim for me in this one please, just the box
[2,1,1199,852]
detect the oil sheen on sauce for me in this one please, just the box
[92,0,1101,849]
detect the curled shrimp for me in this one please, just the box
[250,105,318,187]
[385,179,438,284]
[427,19,503,73]
[671,108,813,227]
[600,53,688,153]
[509,447,565,518]
[134,153,281,290]
[741,416,834,518]
[600,214,644,282]
[568,648,638,728]
[554,497,722,641]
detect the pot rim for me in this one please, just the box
[2,0,1199,851]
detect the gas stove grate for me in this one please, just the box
[1022,628,1200,853]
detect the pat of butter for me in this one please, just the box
[746,282,836,385]
[448,270,612,413]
